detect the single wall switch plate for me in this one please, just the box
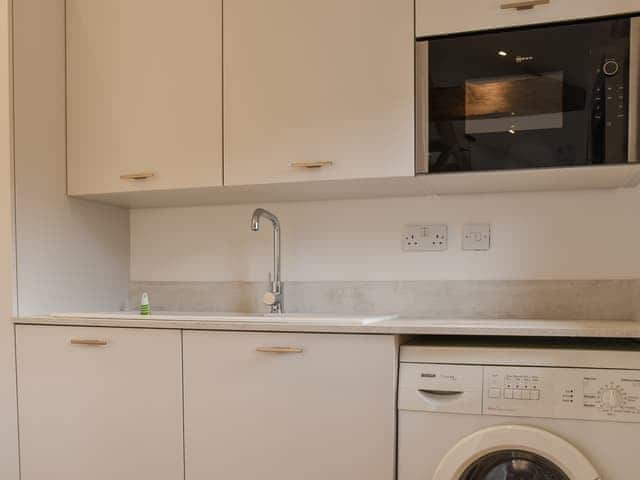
[462,224,491,251]
[403,224,448,252]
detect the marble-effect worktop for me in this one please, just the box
[13,313,640,338]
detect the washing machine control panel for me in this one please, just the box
[484,367,640,423]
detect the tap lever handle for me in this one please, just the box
[263,291,278,306]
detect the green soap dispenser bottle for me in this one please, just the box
[140,292,151,316]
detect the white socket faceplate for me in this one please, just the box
[402,224,448,252]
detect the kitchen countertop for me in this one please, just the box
[13,313,640,338]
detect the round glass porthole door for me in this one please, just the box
[433,425,600,480]
[460,449,569,480]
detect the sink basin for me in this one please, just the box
[51,312,397,326]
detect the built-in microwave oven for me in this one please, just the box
[416,15,639,174]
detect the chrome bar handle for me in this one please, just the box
[500,0,550,11]
[120,172,155,180]
[70,338,108,346]
[256,346,304,354]
[289,161,333,169]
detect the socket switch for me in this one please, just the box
[462,224,491,251]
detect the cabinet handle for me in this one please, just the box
[70,338,108,346]
[256,346,304,354]
[289,161,333,169]
[500,0,550,10]
[120,172,155,180]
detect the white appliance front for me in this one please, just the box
[398,346,640,480]
[432,424,598,480]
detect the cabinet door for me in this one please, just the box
[223,0,415,186]
[184,331,397,480]
[16,326,183,480]
[417,0,640,37]
[67,0,223,195]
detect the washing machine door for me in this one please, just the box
[433,425,600,480]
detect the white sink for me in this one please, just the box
[51,312,396,326]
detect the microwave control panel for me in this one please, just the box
[593,57,626,124]
[484,366,640,423]
[591,48,629,164]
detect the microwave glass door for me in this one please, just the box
[419,18,631,174]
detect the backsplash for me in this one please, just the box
[130,188,640,320]
[130,189,640,283]
[130,280,640,320]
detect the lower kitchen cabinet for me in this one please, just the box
[183,331,398,480]
[15,325,184,480]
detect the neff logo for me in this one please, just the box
[516,55,534,64]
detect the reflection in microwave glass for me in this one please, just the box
[464,71,564,135]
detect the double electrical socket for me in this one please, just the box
[402,223,491,252]
[402,224,448,251]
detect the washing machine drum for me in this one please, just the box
[460,450,569,479]
[433,425,600,480]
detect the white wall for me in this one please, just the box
[131,185,640,282]
[0,0,18,476]
[13,0,130,316]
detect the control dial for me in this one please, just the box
[597,384,626,411]
[601,389,623,408]
[602,59,620,77]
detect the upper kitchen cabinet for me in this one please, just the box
[67,0,223,196]
[416,0,640,37]
[223,0,415,186]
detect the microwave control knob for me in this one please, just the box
[603,60,620,77]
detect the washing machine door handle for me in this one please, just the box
[432,425,600,480]
[418,388,465,397]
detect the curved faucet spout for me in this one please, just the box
[250,208,282,313]
[251,208,279,232]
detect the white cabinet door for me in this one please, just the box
[184,331,397,480]
[67,0,223,195]
[417,0,639,37]
[16,326,184,480]
[224,0,415,186]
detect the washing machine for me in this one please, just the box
[398,338,640,479]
